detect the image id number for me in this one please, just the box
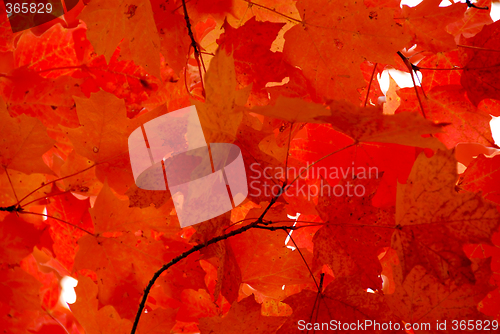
[451,320,498,331]
[5,2,53,14]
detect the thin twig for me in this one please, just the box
[172,0,192,13]
[417,66,464,71]
[42,308,71,334]
[285,143,357,191]
[268,219,396,229]
[364,63,377,107]
[238,145,281,186]
[414,66,427,99]
[200,51,215,56]
[318,272,325,292]
[18,211,94,236]
[417,63,500,71]
[184,45,194,97]
[397,51,426,118]
[253,224,302,231]
[241,0,302,23]
[465,0,489,10]
[181,0,205,97]
[284,122,294,185]
[20,189,73,208]
[260,219,321,226]
[308,288,321,330]
[4,167,19,203]
[238,2,250,26]
[312,274,326,330]
[409,71,426,117]
[457,44,500,52]
[199,49,207,74]
[287,230,319,290]
[15,163,97,206]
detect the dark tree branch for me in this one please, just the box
[130,141,357,333]
[466,0,489,10]
[0,204,19,212]
[253,224,302,231]
[130,191,283,334]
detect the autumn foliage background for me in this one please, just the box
[1,0,500,332]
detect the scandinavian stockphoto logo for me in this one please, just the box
[3,0,79,32]
[128,105,248,228]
